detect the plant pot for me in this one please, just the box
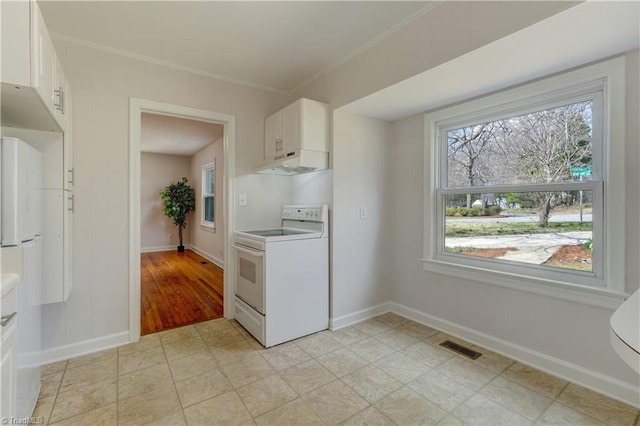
[177,245,185,253]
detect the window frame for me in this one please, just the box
[423,57,627,309]
[201,160,215,229]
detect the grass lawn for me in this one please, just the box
[445,221,593,238]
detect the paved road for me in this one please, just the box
[446,231,592,264]
[447,213,592,224]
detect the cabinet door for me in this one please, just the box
[64,88,73,191]
[53,57,68,132]
[1,291,18,420]
[63,191,73,301]
[33,3,56,115]
[1,1,31,86]
[41,190,64,304]
[280,102,300,155]
[264,111,281,161]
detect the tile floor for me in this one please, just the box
[34,313,639,425]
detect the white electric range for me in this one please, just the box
[233,205,329,347]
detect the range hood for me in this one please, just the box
[254,149,328,176]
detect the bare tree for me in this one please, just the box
[509,102,592,227]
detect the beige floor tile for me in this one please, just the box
[118,363,174,400]
[296,333,343,358]
[200,327,247,347]
[169,349,220,382]
[452,394,530,425]
[236,374,298,417]
[438,415,466,425]
[175,368,233,408]
[59,359,117,393]
[49,379,117,423]
[280,359,337,395]
[254,398,324,426]
[375,329,420,350]
[329,327,369,346]
[118,346,166,375]
[408,369,474,412]
[536,401,606,425]
[183,391,253,426]
[397,321,439,340]
[403,340,454,368]
[341,365,403,403]
[317,348,369,377]
[348,337,396,363]
[162,335,208,361]
[260,342,310,371]
[502,362,568,399]
[374,351,431,383]
[158,324,200,343]
[341,406,395,425]
[373,312,410,328]
[435,356,497,391]
[66,348,118,369]
[118,385,183,426]
[426,332,473,348]
[557,383,638,425]
[41,360,68,376]
[211,340,260,366]
[33,396,55,425]
[374,386,447,425]
[118,333,162,356]
[353,319,392,336]
[195,317,234,335]
[469,346,515,374]
[50,402,117,426]
[302,380,369,425]
[40,371,64,399]
[221,355,275,388]
[481,376,552,421]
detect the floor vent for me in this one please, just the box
[439,340,482,360]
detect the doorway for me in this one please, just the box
[129,98,236,342]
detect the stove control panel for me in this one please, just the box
[282,205,328,222]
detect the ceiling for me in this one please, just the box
[39,1,435,94]
[141,113,223,156]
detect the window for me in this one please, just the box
[201,161,215,228]
[423,58,626,308]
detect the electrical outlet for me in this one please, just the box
[239,193,248,207]
[360,206,367,220]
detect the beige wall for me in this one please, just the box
[140,153,192,251]
[189,138,225,266]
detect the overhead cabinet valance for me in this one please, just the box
[256,98,329,175]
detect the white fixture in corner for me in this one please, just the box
[610,289,640,374]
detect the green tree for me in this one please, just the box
[160,177,196,252]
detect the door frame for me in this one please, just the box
[128,98,236,342]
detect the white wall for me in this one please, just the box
[189,139,224,266]
[140,153,192,251]
[42,39,288,355]
[331,112,391,323]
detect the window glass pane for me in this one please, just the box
[446,101,593,187]
[204,196,214,222]
[443,191,593,272]
[205,168,215,194]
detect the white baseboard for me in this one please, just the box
[189,245,224,268]
[330,302,391,330]
[39,331,130,366]
[390,302,640,409]
[140,245,176,253]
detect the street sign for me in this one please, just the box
[571,166,592,177]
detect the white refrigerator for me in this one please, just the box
[1,137,42,418]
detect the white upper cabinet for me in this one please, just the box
[1,0,69,133]
[264,98,328,162]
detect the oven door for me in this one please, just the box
[233,243,265,314]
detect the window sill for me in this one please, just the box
[201,222,215,231]
[421,258,627,311]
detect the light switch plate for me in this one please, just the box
[239,193,247,206]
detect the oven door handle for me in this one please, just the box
[233,244,265,257]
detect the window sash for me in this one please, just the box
[201,162,215,227]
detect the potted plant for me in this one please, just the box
[160,177,195,253]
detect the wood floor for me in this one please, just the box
[141,249,224,335]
